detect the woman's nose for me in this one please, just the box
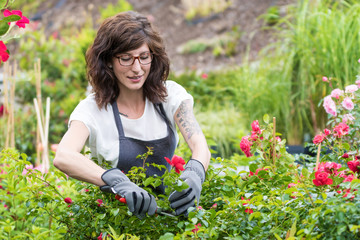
[131,58,142,72]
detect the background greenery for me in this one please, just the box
[2,0,360,165]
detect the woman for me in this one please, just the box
[53,11,210,218]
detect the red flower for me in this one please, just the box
[64,197,72,204]
[245,208,253,214]
[97,233,103,240]
[192,223,201,233]
[96,199,103,207]
[211,203,217,209]
[164,155,185,173]
[333,122,349,138]
[342,153,349,159]
[3,9,30,28]
[201,73,208,79]
[313,134,325,144]
[324,128,331,136]
[0,41,9,63]
[251,120,261,134]
[312,171,333,186]
[347,160,360,173]
[343,174,355,183]
[240,136,253,157]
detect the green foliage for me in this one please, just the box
[177,26,242,57]
[99,0,133,21]
[3,115,360,239]
[181,0,232,20]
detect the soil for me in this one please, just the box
[21,0,296,74]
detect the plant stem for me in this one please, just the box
[315,143,321,172]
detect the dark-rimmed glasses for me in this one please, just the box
[116,52,153,66]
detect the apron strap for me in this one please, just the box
[111,101,125,137]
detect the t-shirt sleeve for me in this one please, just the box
[68,97,95,134]
[164,80,194,121]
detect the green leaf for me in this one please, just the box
[159,233,175,240]
[2,15,21,23]
[263,114,270,124]
[301,168,309,178]
[143,178,153,187]
[342,142,350,151]
[274,233,282,240]
[289,219,297,237]
[112,208,119,217]
[249,163,257,173]
[0,21,9,36]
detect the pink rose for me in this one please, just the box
[356,79,360,88]
[323,96,337,116]
[313,134,325,144]
[345,84,359,93]
[333,122,349,138]
[251,120,261,134]
[342,97,354,110]
[323,128,331,136]
[240,136,253,157]
[343,174,355,183]
[330,88,344,99]
[288,183,297,188]
[322,76,329,82]
[342,114,355,123]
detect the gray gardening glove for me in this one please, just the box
[168,159,205,215]
[100,168,157,218]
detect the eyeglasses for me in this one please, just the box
[116,52,153,66]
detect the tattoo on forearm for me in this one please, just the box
[176,101,202,140]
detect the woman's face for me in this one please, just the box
[112,43,152,94]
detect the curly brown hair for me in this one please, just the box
[86,11,170,109]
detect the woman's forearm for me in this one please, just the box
[54,150,106,186]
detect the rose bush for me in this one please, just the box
[0,1,29,64]
[3,110,360,239]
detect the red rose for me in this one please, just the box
[347,160,360,173]
[64,197,72,204]
[97,233,103,240]
[192,223,201,233]
[165,155,185,174]
[313,171,333,186]
[245,208,253,214]
[342,153,349,158]
[96,199,103,207]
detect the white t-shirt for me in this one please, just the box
[69,80,193,167]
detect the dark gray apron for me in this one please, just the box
[111,101,176,193]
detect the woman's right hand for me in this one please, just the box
[101,168,157,218]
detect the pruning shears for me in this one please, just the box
[115,195,176,218]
